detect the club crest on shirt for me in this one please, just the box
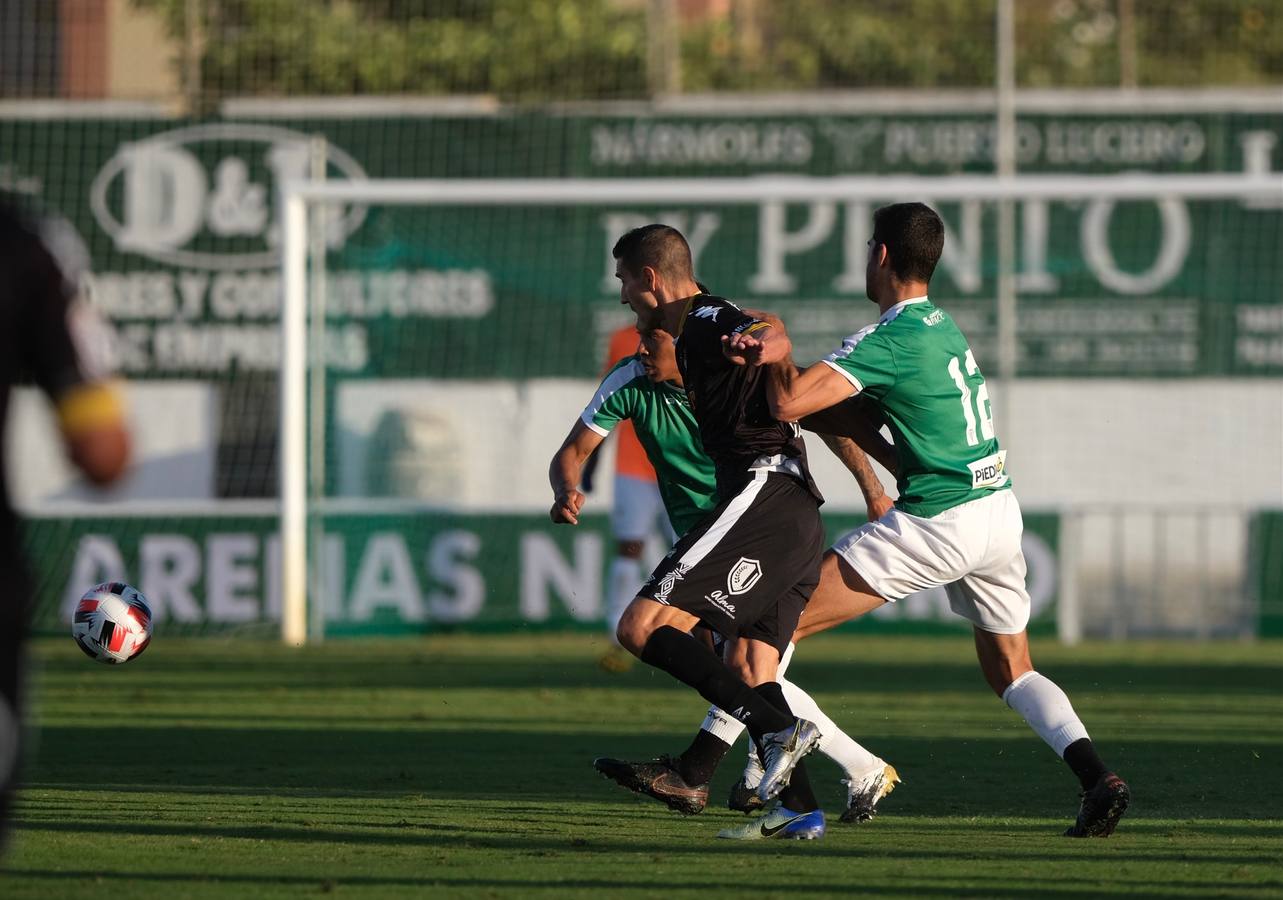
[727,557,763,595]
[693,306,722,322]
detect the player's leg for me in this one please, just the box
[717,633,896,822]
[614,597,794,736]
[600,474,823,825]
[715,636,825,841]
[973,626,1129,836]
[603,597,803,817]
[724,637,820,818]
[765,507,994,819]
[0,561,29,853]
[609,476,809,735]
[601,475,662,671]
[606,537,644,634]
[792,549,888,641]
[956,491,1128,837]
[694,545,893,816]
[785,546,900,822]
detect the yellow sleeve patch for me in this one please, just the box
[56,382,125,437]
[743,321,773,335]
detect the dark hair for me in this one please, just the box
[872,202,944,283]
[612,224,693,281]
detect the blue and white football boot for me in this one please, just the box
[716,802,826,841]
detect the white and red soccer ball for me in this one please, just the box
[72,582,152,665]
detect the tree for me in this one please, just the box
[133,0,1283,102]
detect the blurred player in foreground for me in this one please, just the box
[724,202,1130,838]
[0,197,130,850]
[550,322,897,827]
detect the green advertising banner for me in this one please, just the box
[4,98,1279,639]
[1,103,1280,380]
[24,510,1062,636]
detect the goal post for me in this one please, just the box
[277,172,1281,645]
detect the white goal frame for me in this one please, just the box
[277,172,1281,645]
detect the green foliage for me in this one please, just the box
[1137,0,1283,86]
[134,0,648,101]
[132,0,1282,100]
[684,0,998,91]
[1018,0,1283,88]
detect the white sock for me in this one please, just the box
[606,557,642,641]
[700,705,746,746]
[1002,670,1090,757]
[780,676,881,779]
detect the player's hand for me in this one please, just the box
[866,492,894,522]
[550,490,586,525]
[723,329,792,367]
[721,332,760,366]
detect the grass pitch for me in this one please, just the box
[3,633,1282,898]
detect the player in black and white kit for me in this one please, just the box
[597,224,829,840]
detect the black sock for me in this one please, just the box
[676,729,731,786]
[752,682,818,813]
[640,626,793,733]
[1063,738,1110,790]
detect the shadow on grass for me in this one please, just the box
[7,853,1283,900]
[31,638,1283,698]
[10,817,1283,864]
[17,721,1283,822]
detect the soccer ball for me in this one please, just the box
[72,582,153,665]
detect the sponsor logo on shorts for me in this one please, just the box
[653,563,690,603]
[727,557,763,595]
[704,589,737,619]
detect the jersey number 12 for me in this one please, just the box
[947,350,994,447]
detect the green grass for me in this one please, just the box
[3,633,1282,898]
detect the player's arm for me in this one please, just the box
[578,440,603,494]
[557,357,642,522]
[20,218,129,485]
[800,398,898,475]
[721,308,786,367]
[766,359,855,422]
[816,433,893,521]
[57,382,130,485]
[723,314,854,420]
[549,419,605,525]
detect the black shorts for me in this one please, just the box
[640,471,823,654]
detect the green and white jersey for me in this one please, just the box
[580,356,719,535]
[822,296,1011,518]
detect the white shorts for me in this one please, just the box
[612,474,677,544]
[830,489,1031,634]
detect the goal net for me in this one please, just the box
[278,171,1282,644]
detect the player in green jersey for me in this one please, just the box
[550,323,900,823]
[550,326,717,536]
[725,202,1130,838]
